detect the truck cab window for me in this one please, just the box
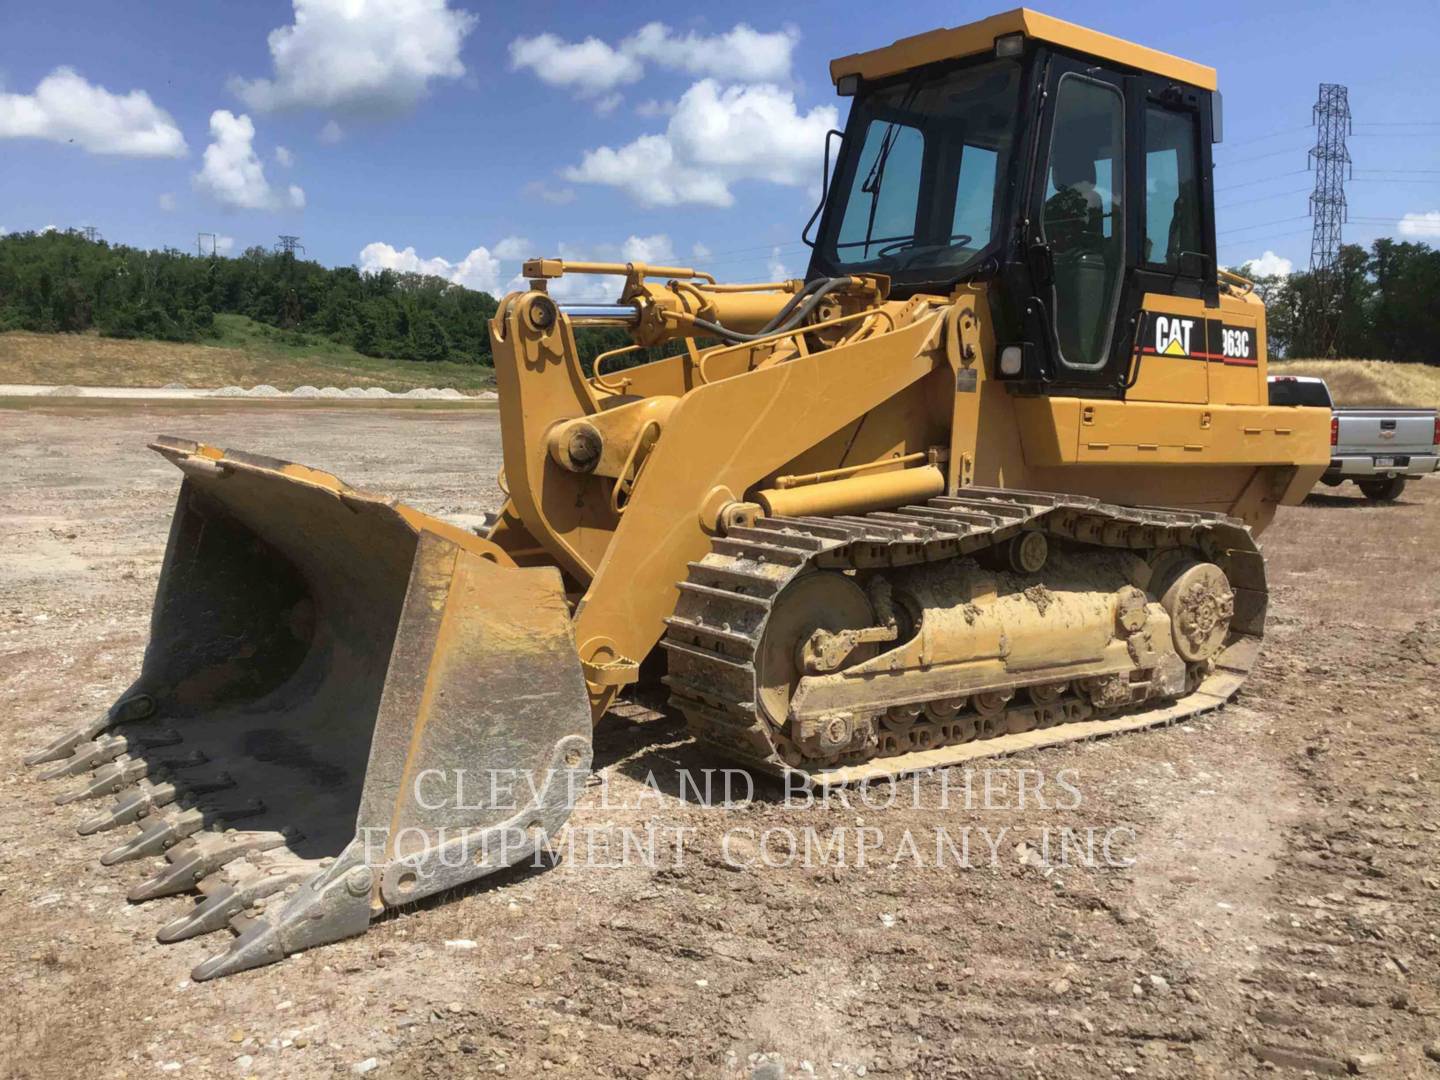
[1042,73,1125,370]
[1145,106,1202,268]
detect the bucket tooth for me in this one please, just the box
[38,728,181,781]
[191,844,376,982]
[128,828,300,902]
[156,858,313,944]
[101,799,264,866]
[78,772,235,835]
[54,750,208,806]
[24,693,157,766]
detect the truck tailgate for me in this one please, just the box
[1333,408,1438,456]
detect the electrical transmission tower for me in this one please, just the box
[80,225,101,243]
[1307,83,1352,356]
[197,232,217,257]
[275,235,305,256]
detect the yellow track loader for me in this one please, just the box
[28,8,1329,980]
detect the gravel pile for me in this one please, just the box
[318,386,345,397]
[246,384,283,398]
[290,385,321,398]
[343,387,368,397]
[161,382,187,390]
[211,386,247,397]
[363,387,393,398]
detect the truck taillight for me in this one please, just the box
[1330,415,1339,447]
[1434,414,1439,449]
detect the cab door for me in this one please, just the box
[1123,79,1218,404]
[1027,56,1129,390]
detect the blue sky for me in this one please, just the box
[3,0,1438,293]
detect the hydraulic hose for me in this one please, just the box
[688,277,853,344]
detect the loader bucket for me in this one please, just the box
[26,438,592,980]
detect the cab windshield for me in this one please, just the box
[819,58,1022,283]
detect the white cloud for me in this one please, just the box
[635,98,674,118]
[1247,250,1293,277]
[318,120,344,144]
[232,0,476,115]
[565,80,836,207]
[194,110,306,211]
[274,145,294,167]
[1398,210,1440,238]
[216,235,236,254]
[767,246,789,281]
[621,233,676,265]
[623,23,797,83]
[0,67,186,157]
[158,192,177,212]
[508,33,644,100]
[510,23,797,107]
[691,242,712,260]
[523,180,576,205]
[359,239,519,293]
[493,236,532,260]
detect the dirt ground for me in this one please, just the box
[2,404,1437,1080]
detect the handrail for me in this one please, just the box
[687,280,796,293]
[1218,267,1255,295]
[591,343,645,393]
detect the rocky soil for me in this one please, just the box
[1,405,1436,1079]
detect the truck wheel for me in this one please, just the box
[1358,477,1406,502]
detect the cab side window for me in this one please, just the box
[1144,107,1202,269]
[1041,73,1125,370]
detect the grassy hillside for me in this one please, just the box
[1270,359,1440,410]
[0,315,494,392]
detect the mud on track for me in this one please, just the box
[2,405,1437,1079]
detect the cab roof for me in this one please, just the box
[829,8,1217,92]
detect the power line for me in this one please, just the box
[1215,168,1310,193]
[1219,123,1312,148]
[1218,214,1311,236]
[1218,227,1312,249]
[1351,178,1440,185]
[1216,186,1313,210]
[1214,144,1312,168]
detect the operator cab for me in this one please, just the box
[808,8,1222,397]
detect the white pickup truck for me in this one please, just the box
[1268,375,1440,501]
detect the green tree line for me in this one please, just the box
[1241,238,1440,361]
[0,228,500,364]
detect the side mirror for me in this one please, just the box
[802,129,846,248]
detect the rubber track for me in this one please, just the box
[661,486,1266,785]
